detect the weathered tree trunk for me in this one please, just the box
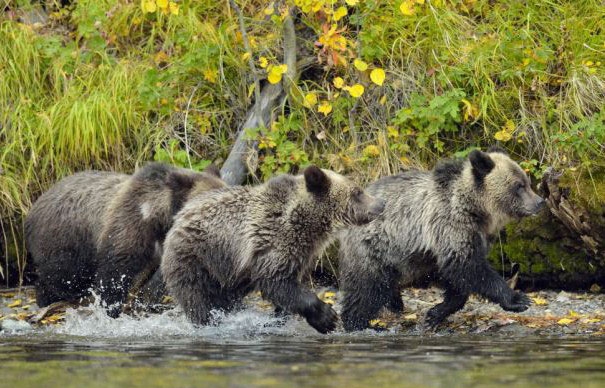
[220,7,298,186]
[220,84,285,185]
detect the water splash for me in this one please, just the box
[52,294,312,340]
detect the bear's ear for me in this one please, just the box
[166,171,195,192]
[469,150,495,182]
[203,163,221,178]
[304,166,330,195]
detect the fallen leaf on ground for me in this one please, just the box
[531,296,548,306]
[8,299,21,308]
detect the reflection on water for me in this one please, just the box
[1,303,605,388]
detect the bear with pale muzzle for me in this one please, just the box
[338,148,546,331]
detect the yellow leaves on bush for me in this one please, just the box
[318,100,333,116]
[362,145,380,158]
[333,6,348,22]
[353,59,368,71]
[267,64,288,84]
[369,318,387,328]
[304,92,318,108]
[333,77,344,89]
[318,24,347,53]
[400,0,425,16]
[168,1,179,15]
[241,52,251,61]
[461,98,480,122]
[264,3,275,16]
[494,119,515,142]
[370,68,386,86]
[345,83,364,98]
[141,0,179,15]
[258,56,268,68]
[345,0,359,5]
[203,68,218,84]
[141,0,156,13]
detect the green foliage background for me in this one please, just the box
[1,0,604,286]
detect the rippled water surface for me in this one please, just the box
[1,305,605,388]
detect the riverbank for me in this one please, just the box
[2,286,604,336]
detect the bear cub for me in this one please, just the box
[338,148,545,331]
[25,162,225,316]
[161,166,385,334]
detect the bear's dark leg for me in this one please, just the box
[259,278,337,334]
[386,273,404,313]
[439,241,531,314]
[95,257,142,318]
[341,272,393,332]
[424,288,468,330]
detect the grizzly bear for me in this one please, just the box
[161,166,385,334]
[338,148,545,331]
[25,163,225,316]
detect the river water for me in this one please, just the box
[1,303,605,388]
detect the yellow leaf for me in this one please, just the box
[416,0,425,3]
[156,0,168,10]
[531,296,548,306]
[267,71,282,84]
[585,318,602,323]
[387,126,399,138]
[8,300,21,308]
[304,92,318,108]
[168,1,179,15]
[267,64,288,84]
[333,6,348,21]
[557,317,574,326]
[403,313,417,320]
[370,68,386,86]
[333,77,345,89]
[494,130,512,142]
[461,98,480,121]
[324,299,335,305]
[203,68,218,84]
[400,0,415,16]
[345,0,359,5]
[142,0,156,13]
[369,318,387,328]
[503,119,515,132]
[353,59,368,71]
[242,52,251,61]
[264,3,274,15]
[348,83,365,98]
[379,94,387,105]
[318,101,333,116]
[153,51,169,64]
[568,310,581,318]
[276,64,288,74]
[363,145,380,158]
[258,56,268,68]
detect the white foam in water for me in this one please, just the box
[52,294,310,340]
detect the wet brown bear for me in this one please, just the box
[25,163,225,316]
[339,148,546,331]
[161,166,385,334]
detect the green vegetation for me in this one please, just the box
[1,0,604,286]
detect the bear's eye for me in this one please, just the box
[352,188,363,200]
[515,182,525,194]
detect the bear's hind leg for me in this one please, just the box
[341,271,394,332]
